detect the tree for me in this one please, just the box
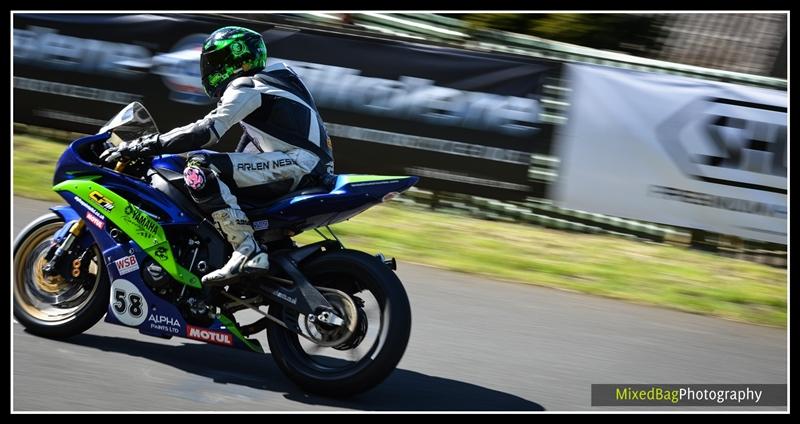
[454,13,668,57]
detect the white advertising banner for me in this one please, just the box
[553,64,787,244]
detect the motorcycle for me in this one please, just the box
[13,102,416,397]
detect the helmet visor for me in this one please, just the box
[200,48,231,97]
[201,47,230,73]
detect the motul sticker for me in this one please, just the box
[186,325,233,346]
[85,211,105,229]
[114,255,139,276]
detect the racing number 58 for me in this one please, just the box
[113,289,143,317]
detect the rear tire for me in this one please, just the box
[13,213,109,339]
[266,249,411,397]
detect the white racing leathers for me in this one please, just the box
[156,62,335,214]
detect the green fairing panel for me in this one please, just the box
[53,179,202,288]
[219,314,264,353]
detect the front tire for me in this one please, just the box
[266,249,412,397]
[13,213,109,339]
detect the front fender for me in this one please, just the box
[46,206,98,252]
[50,205,81,223]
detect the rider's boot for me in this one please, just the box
[201,208,269,285]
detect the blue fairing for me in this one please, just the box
[151,155,186,174]
[244,175,419,233]
[151,151,212,173]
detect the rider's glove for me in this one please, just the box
[99,134,162,165]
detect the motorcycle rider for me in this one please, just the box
[101,26,334,285]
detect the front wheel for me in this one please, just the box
[266,249,412,397]
[13,213,109,339]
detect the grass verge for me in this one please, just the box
[13,135,67,202]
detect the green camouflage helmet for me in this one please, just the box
[200,26,268,99]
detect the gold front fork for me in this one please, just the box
[42,218,86,277]
[114,159,128,173]
[69,219,85,236]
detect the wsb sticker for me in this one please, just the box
[114,255,139,276]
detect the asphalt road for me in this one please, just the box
[12,197,787,411]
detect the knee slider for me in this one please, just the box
[183,166,208,191]
[184,153,212,191]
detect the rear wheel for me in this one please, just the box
[266,249,411,397]
[13,214,109,338]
